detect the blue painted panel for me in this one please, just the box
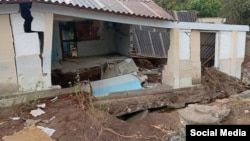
[91,73,142,96]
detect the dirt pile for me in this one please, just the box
[202,67,248,96]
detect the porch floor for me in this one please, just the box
[51,54,127,73]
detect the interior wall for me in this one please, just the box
[115,23,130,56]
[77,21,116,57]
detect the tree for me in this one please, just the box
[154,0,222,17]
[154,0,192,10]
[190,0,222,17]
[219,0,250,26]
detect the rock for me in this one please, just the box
[241,61,250,86]
[178,104,231,125]
[167,135,184,141]
[230,90,250,99]
[166,128,185,141]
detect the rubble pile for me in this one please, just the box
[241,54,250,86]
[202,67,248,96]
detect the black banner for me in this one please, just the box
[186,125,250,141]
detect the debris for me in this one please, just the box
[91,72,142,96]
[101,58,138,79]
[244,110,249,114]
[178,103,231,125]
[50,96,58,103]
[37,126,56,137]
[2,125,55,141]
[37,103,46,109]
[24,119,41,127]
[30,108,45,117]
[241,56,250,86]
[137,74,148,83]
[51,85,61,89]
[12,117,20,121]
[202,67,247,96]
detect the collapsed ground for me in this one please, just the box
[1,57,250,141]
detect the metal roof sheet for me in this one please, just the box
[132,25,169,58]
[0,0,174,20]
[167,10,197,22]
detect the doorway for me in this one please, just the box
[200,32,216,68]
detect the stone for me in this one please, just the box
[178,103,231,125]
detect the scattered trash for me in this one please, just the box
[244,110,249,114]
[30,108,45,117]
[24,119,41,127]
[36,103,46,109]
[37,126,56,137]
[49,116,56,122]
[2,125,55,141]
[12,117,20,121]
[50,96,58,103]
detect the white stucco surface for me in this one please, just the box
[10,14,25,34]
[179,30,191,60]
[237,32,246,58]
[31,12,45,32]
[219,32,232,59]
[13,33,40,57]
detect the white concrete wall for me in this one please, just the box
[215,31,246,79]
[10,12,53,92]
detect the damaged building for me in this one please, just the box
[0,0,249,97]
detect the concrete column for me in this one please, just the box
[190,30,201,84]
[162,29,193,88]
[230,31,237,78]
[42,13,54,89]
[162,28,180,88]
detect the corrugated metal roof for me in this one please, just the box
[167,10,197,22]
[132,25,170,58]
[0,0,174,21]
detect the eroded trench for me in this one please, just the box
[51,58,166,88]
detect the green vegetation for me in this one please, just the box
[154,0,250,26]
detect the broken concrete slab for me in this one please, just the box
[91,72,142,96]
[2,125,55,141]
[178,103,231,125]
[102,58,138,79]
